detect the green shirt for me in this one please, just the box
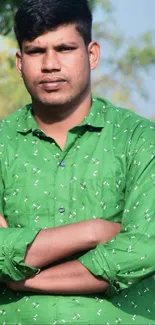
[0,96,155,324]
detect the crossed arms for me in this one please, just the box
[0,215,120,294]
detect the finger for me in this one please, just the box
[0,215,8,228]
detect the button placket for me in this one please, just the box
[54,153,68,226]
[54,133,82,226]
[59,207,65,214]
[59,161,65,167]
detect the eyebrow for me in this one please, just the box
[23,42,78,51]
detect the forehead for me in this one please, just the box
[23,24,84,48]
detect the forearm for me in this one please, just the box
[9,260,108,294]
[25,219,120,269]
[24,220,96,269]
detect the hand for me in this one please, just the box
[7,280,25,291]
[92,219,121,245]
[0,214,8,228]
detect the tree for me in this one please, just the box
[0,0,20,36]
[0,35,30,119]
[0,0,155,119]
[91,1,155,110]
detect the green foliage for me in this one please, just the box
[91,4,155,111]
[90,0,113,12]
[124,35,155,68]
[0,35,30,119]
[0,0,20,35]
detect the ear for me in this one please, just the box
[88,41,100,71]
[15,51,22,75]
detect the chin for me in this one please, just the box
[36,95,72,107]
[41,100,68,107]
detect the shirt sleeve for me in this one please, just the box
[0,152,41,282]
[78,121,155,297]
[0,227,41,282]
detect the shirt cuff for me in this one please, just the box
[78,244,122,297]
[0,227,41,282]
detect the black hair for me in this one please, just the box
[14,0,93,49]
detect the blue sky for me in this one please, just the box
[113,0,155,37]
[95,0,155,118]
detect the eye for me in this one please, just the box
[26,48,44,55]
[58,46,76,52]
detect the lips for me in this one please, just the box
[40,77,66,91]
[40,77,66,83]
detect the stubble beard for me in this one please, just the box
[31,80,91,121]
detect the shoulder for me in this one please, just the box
[97,96,155,143]
[101,96,154,127]
[0,105,30,136]
[0,105,31,158]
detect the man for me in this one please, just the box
[0,0,155,324]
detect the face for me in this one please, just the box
[16,24,100,108]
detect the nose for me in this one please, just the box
[41,50,61,72]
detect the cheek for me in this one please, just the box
[66,53,89,71]
[22,60,40,82]
[69,56,90,80]
[22,70,39,91]
[77,60,90,81]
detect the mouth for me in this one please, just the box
[40,78,66,91]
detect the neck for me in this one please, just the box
[32,92,92,137]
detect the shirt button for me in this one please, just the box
[59,161,65,167]
[59,207,65,214]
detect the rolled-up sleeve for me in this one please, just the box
[0,227,41,282]
[78,123,155,297]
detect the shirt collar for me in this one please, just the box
[80,95,108,128]
[17,95,108,134]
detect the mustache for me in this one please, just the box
[38,75,68,84]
